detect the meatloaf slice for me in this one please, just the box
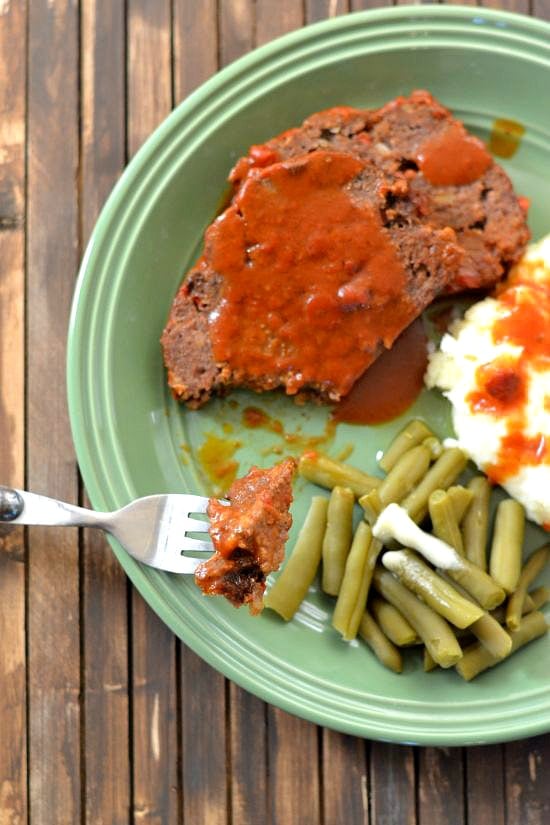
[195,457,296,614]
[162,91,530,408]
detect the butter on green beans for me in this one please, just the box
[429,489,464,555]
[265,497,328,621]
[359,612,403,673]
[506,544,550,631]
[490,499,525,594]
[298,451,381,498]
[456,611,548,681]
[372,567,462,668]
[322,486,355,596]
[333,524,382,641]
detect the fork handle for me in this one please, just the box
[0,486,111,530]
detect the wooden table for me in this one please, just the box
[1,2,549,823]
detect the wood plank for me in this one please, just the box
[256,0,303,46]
[369,743,416,825]
[0,1,27,823]
[504,736,550,825]
[228,684,268,824]
[267,708,321,825]
[80,6,129,823]
[417,747,465,825]
[481,0,529,12]
[306,0,350,22]
[173,0,218,102]
[126,3,180,823]
[532,0,550,20]
[27,0,81,822]
[465,746,505,825]
[351,0,393,9]
[219,0,254,66]
[321,729,369,824]
[180,648,228,825]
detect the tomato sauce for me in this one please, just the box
[417,121,492,186]
[488,118,525,160]
[467,267,550,484]
[206,150,415,399]
[333,318,428,424]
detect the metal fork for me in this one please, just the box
[0,485,214,574]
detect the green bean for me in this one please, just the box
[506,544,550,631]
[445,556,506,611]
[382,550,484,628]
[333,524,382,641]
[378,445,432,506]
[298,451,381,498]
[446,486,474,525]
[265,497,328,621]
[422,436,443,461]
[455,611,548,681]
[440,575,512,659]
[322,486,355,596]
[429,489,464,555]
[372,567,463,668]
[527,585,550,611]
[462,476,491,571]
[359,488,383,527]
[490,499,525,594]
[370,596,419,647]
[359,612,403,673]
[401,448,468,524]
[379,420,434,473]
[423,647,438,672]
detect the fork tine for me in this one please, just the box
[184,494,210,514]
[181,537,213,553]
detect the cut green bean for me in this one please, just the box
[506,544,550,631]
[422,436,443,461]
[423,647,438,672]
[359,612,403,673]
[298,451,381,498]
[333,524,382,641]
[370,596,419,647]
[490,499,525,594]
[379,420,434,473]
[378,445,432,506]
[429,489,464,555]
[445,556,506,611]
[462,476,491,570]
[322,486,355,596]
[456,611,548,681]
[359,488,383,527]
[446,486,474,525]
[373,567,463,668]
[382,550,484,628]
[265,497,328,621]
[527,585,550,611]
[439,574,512,659]
[401,448,468,524]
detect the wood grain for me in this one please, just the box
[256,0,303,45]
[267,707,321,825]
[219,0,254,67]
[505,736,550,825]
[27,0,81,822]
[0,1,27,823]
[180,648,228,825]
[417,747,466,825]
[466,746,505,825]
[173,0,218,102]
[228,684,268,824]
[127,2,180,823]
[369,743,416,825]
[306,0,350,22]
[80,4,130,822]
[322,729,369,824]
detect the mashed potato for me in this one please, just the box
[426,235,550,527]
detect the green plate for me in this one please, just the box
[68,5,550,745]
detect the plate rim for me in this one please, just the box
[67,3,550,745]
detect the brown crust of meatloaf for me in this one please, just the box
[161,91,530,408]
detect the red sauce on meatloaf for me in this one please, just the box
[205,150,416,399]
[416,121,492,186]
[195,458,296,614]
